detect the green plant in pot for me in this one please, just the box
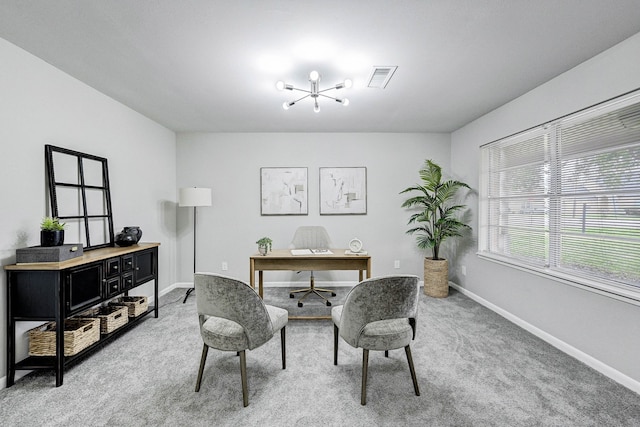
[256,237,273,256]
[400,159,471,297]
[40,216,66,247]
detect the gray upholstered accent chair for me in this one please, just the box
[289,225,336,307]
[332,275,420,405]
[194,273,288,407]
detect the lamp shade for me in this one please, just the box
[179,187,212,207]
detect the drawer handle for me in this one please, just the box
[113,265,118,270]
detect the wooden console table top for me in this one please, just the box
[5,242,161,271]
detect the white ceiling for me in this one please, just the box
[2,1,640,133]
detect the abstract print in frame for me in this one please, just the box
[319,167,367,215]
[260,167,308,215]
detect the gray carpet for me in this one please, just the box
[1,287,639,426]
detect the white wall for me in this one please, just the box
[451,32,640,388]
[176,132,450,285]
[0,38,178,385]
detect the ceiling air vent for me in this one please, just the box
[367,66,398,89]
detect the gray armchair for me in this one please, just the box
[289,226,336,307]
[332,275,420,405]
[194,273,288,407]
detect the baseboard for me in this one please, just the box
[161,282,191,294]
[450,282,640,395]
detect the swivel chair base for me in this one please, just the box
[289,273,335,307]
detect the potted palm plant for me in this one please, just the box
[400,159,471,297]
[40,216,66,247]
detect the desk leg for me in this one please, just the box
[366,258,372,279]
[258,271,264,299]
[249,259,255,290]
[359,270,363,282]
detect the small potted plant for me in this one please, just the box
[256,237,273,255]
[40,216,66,247]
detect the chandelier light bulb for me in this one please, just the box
[344,79,353,89]
[342,98,350,106]
[276,81,285,91]
[283,101,292,110]
[309,70,320,82]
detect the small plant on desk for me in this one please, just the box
[256,237,272,255]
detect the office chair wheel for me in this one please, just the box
[331,292,336,297]
[289,293,294,298]
[298,302,303,307]
[326,301,332,307]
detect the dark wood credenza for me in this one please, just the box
[5,242,160,387]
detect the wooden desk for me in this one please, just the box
[249,249,371,299]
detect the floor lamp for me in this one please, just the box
[179,187,212,303]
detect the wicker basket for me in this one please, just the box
[79,305,129,334]
[28,318,100,357]
[423,258,449,298]
[109,296,148,317]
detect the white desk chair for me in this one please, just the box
[289,226,336,307]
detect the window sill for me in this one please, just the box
[477,252,640,307]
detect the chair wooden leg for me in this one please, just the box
[195,344,208,392]
[333,324,339,365]
[404,345,420,396]
[239,350,249,407]
[281,327,286,370]
[361,349,369,405]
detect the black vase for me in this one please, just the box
[115,226,143,247]
[41,230,64,247]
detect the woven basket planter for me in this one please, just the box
[28,318,100,356]
[109,296,148,317]
[80,305,129,334]
[423,258,449,298]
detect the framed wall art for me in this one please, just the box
[260,167,308,215]
[319,167,367,215]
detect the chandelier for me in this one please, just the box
[276,70,352,113]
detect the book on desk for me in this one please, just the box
[290,249,368,256]
[290,249,333,255]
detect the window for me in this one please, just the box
[479,90,640,301]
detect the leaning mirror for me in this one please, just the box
[45,145,115,250]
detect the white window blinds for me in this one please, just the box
[480,90,640,300]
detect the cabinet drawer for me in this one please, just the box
[105,258,121,277]
[122,255,134,272]
[122,273,134,291]
[105,277,120,298]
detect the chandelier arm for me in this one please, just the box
[292,94,311,103]
[317,86,343,94]
[317,93,339,101]
[290,87,311,94]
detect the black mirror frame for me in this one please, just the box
[44,145,115,250]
